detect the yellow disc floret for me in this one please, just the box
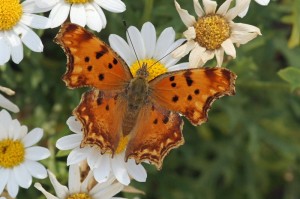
[194,14,230,50]
[65,0,90,4]
[0,139,25,168]
[0,0,23,30]
[130,59,167,81]
[67,193,92,199]
[115,135,129,154]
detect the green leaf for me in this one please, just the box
[278,66,300,91]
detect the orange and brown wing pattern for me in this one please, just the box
[74,89,127,154]
[55,23,132,91]
[125,104,184,170]
[149,68,236,125]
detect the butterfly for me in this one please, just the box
[55,23,236,169]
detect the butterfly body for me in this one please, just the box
[55,23,237,169]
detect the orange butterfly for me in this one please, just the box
[55,23,236,169]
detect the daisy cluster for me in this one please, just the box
[0,0,270,198]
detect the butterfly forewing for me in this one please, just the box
[55,23,132,91]
[149,68,236,125]
[125,103,184,169]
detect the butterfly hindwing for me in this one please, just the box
[74,89,127,154]
[125,103,184,169]
[55,23,132,91]
[149,68,236,125]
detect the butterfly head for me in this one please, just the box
[135,62,149,79]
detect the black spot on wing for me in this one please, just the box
[98,74,104,81]
[172,95,179,103]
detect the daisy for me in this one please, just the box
[173,0,262,67]
[35,0,126,32]
[56,116,147,186]
[0,110,50,198]
[0,0,51,65]
[0,86,19,113]
[108,21,189,81]
[35,164,125,199]
[237,0,271,18]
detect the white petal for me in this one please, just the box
[33,0,57,9]
[25,146,50,160]
[0,38,11,65]
[162,38,186,68]
[193,0,204,17]
[22,128,43,147]
[7,171,19,198]
[56,134,82,150]
[0,94,19,113]
[215,48,224,67]
[22,0,53,13]
[13,164,32,188]
[13,24,43,52]
[66,116,83,134]
[94,0,126,12]
[24,160,48,179]
[203,0,217,14]
[238,4,249,18]
[167,62,189,71]
[87,148,100,169]
[92,182,124,199]
[126,159,147,182]
[154,27,175,60]
[85,3,103,32]
[0,109,12,127]
[172,40,196,59]
[255,0,270,6]
[67,147,89,165]
[109,34,135,66]
[183,27,196,40]
[34,183,59,199]
[68,164,81,194]
[20,13,51,29]
[5,31,23,64]
[111,154,130,185]
[141,22,156,58]
[0,169,9,193]
[188,44,206,67]
[126,26,145,61]
[92,2,107,29]
[231,22,261,35]
[226,0,250,21]
[174,1,196,27]
[8,119,22,140]
[231,32,260,45]
[221,38,236,58]
[47,170,69,198]
[216,0,233,16]
[200,49,215,63]
[49,3,71,28]
[93,155,111,183]
[70,4,87,27]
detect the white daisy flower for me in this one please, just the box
[0,86,19,113]
[56,116,147,186]
[0,109,50,198]
[237,0,271,18]
[35,0,126,32]
[173,0,262,67]
[35,164,125,199]
[109,21,189,81]
[0,0,51,65]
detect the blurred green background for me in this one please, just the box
[1,0,300,198]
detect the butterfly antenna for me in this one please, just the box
[148,40,187,69]
[122,20,141,68]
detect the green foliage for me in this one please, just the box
[1,0,300,199]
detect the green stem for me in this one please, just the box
[142,0,154,23]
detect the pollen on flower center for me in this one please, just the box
[115,135,129,154]
[194,14,230,50]
[65,0,90,4]
[130,59,168,81]
[67,193,92,199]
[0,139,25,168]
[0,0,23,30]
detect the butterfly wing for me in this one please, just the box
[125,103,184,170]
[74,89,127,154]
[55,23,132,91]
[149,68,236,125]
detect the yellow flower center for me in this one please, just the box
[130,59,167,81]
[65,0,90,4]
[0,0,23,30]
[66,193,92,199]
[194,14,230,50]
[115,135,129,154]
[0,139,25,168]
